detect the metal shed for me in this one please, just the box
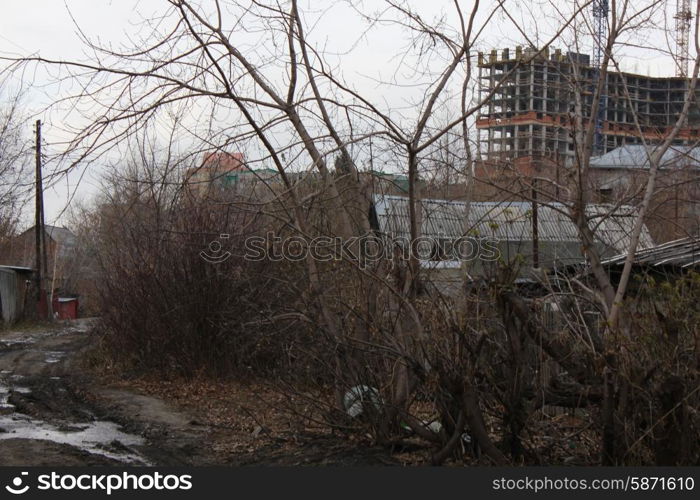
[0,265,34,325]
[372,195,654,275]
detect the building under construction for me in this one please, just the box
[476,46,700,161]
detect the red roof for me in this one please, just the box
[202,152,245,172]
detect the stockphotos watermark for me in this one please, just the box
[3,470,192,496]
[200,232,501,266]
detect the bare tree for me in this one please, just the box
[0,80,30,243]
[5,0,700,465]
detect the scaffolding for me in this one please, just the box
[476,47,700,162]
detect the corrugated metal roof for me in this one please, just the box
[589,145,700,170]
[373,195,654,254]
[0,265,34,273]
[601,236,700,268]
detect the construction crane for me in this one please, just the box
[675,0,693,77]
[592,0,609,155]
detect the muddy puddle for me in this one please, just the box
[42,351,66,363]
[0,324,150,465]
[0,377,148,464]
[0,413,148,464]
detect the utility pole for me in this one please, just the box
[34,120,42,306]
[34,119,51,319]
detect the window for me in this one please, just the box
[597,188,613,203]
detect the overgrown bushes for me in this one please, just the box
[87,162,699,465]
[91,171,316,379]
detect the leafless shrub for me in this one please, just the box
[0,80,30,243]
[91,159,317,379]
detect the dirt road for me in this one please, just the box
[0,320,402,466]
[0,320,214,466]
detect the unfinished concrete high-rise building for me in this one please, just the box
[476,46,700,162]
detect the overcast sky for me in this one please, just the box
[0,0,688,226]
